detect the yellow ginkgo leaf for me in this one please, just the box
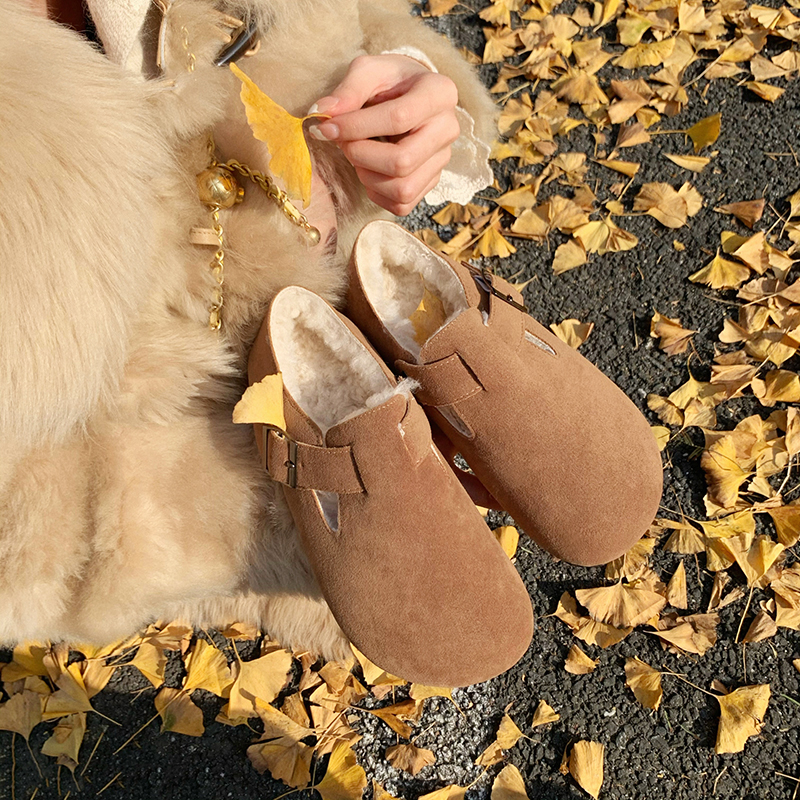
[552,239,588,274]
[565,644,599,675]
[230,63,324,207]
[0,691,44,741]
[701,435,750,510]
[155,688,205,737]
[183,639,233,697]
[689,252,751,290]
[248,736,314,788]
[715,685,770,754]
[130,641,167,689]
[575,581,666,628]
[493,525,519,558]
[496,713,524,748]
[715,199,766,229]
[531,699,560,727]
[569,741,604,799]
[410,284,447,346]
[350,645,405,688]
[409,684,454,701]
[41,712,86,772]
[42,664,93,721]
[624,658,662,710]
[386,742,436,776]
[594,158,640,178]
[687,113,721,152]
[550,319,594,349]
[650,311,696,355]
[664,154,711,172]
[666,561,688,609]
[419,786,467,800]
[232,374,285,429]
[313,741,368,800]
[491,764,530,800]
[228,649,293,718]
[2,643,49,683]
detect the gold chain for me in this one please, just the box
[180,26,196,72]
[196,144,322,333]
[207,207,225,331]
[222,159,322,246]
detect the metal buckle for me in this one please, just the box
[214,17,260,67]
[462,262,528,314]
[262,425,298,489]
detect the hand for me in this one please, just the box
[309,54,461,216]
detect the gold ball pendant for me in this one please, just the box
[196,166,245,209]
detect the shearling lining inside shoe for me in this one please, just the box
[270,286,419,532]
[355,221,469,360]
[269,286,403,436]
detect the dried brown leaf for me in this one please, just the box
[565,644,599,675]
[624,658,663,710]
[569,741,604,799]
[715,685,770,754]
[575,581,667,628]
[386,743,436,776]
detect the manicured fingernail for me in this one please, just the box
[310,96,339,115]
[309,122,339,141]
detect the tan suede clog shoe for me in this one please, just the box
[248,285,534,687]
[345,220,664,567]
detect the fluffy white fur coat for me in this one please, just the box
[0,0,497,659]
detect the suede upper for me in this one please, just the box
[346,221,664,566]
[248,286,534,687]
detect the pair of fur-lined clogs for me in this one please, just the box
[248,220,664,687]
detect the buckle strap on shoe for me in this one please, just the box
[395,353,483,408]
[262,426,364,493]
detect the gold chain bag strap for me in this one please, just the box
[168,8,321,331]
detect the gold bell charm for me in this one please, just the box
[196,165,245,209]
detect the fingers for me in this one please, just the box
[340,113,461,178]
[313,72,458,142]
[357,147,452,215]
[310,54,416,117]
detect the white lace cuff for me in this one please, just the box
[381,46,494,207]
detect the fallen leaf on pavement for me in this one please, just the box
[41,712,85,772]
[650,311,696,355]
[575,581,667,628]
[565,644,599,674]
[625,658,663,710]
[386,743,436,776]
[155,688,204,737]
[715,199,766,229]
[531,699,560,727]
[569,740,604,799]
[550,319,594,348]
[715,684,770,754]
[313,741,368,800]
[491,764,530,799]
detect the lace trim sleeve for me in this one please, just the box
[381,46,494,207]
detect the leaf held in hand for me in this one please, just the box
[230,63,324,207]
